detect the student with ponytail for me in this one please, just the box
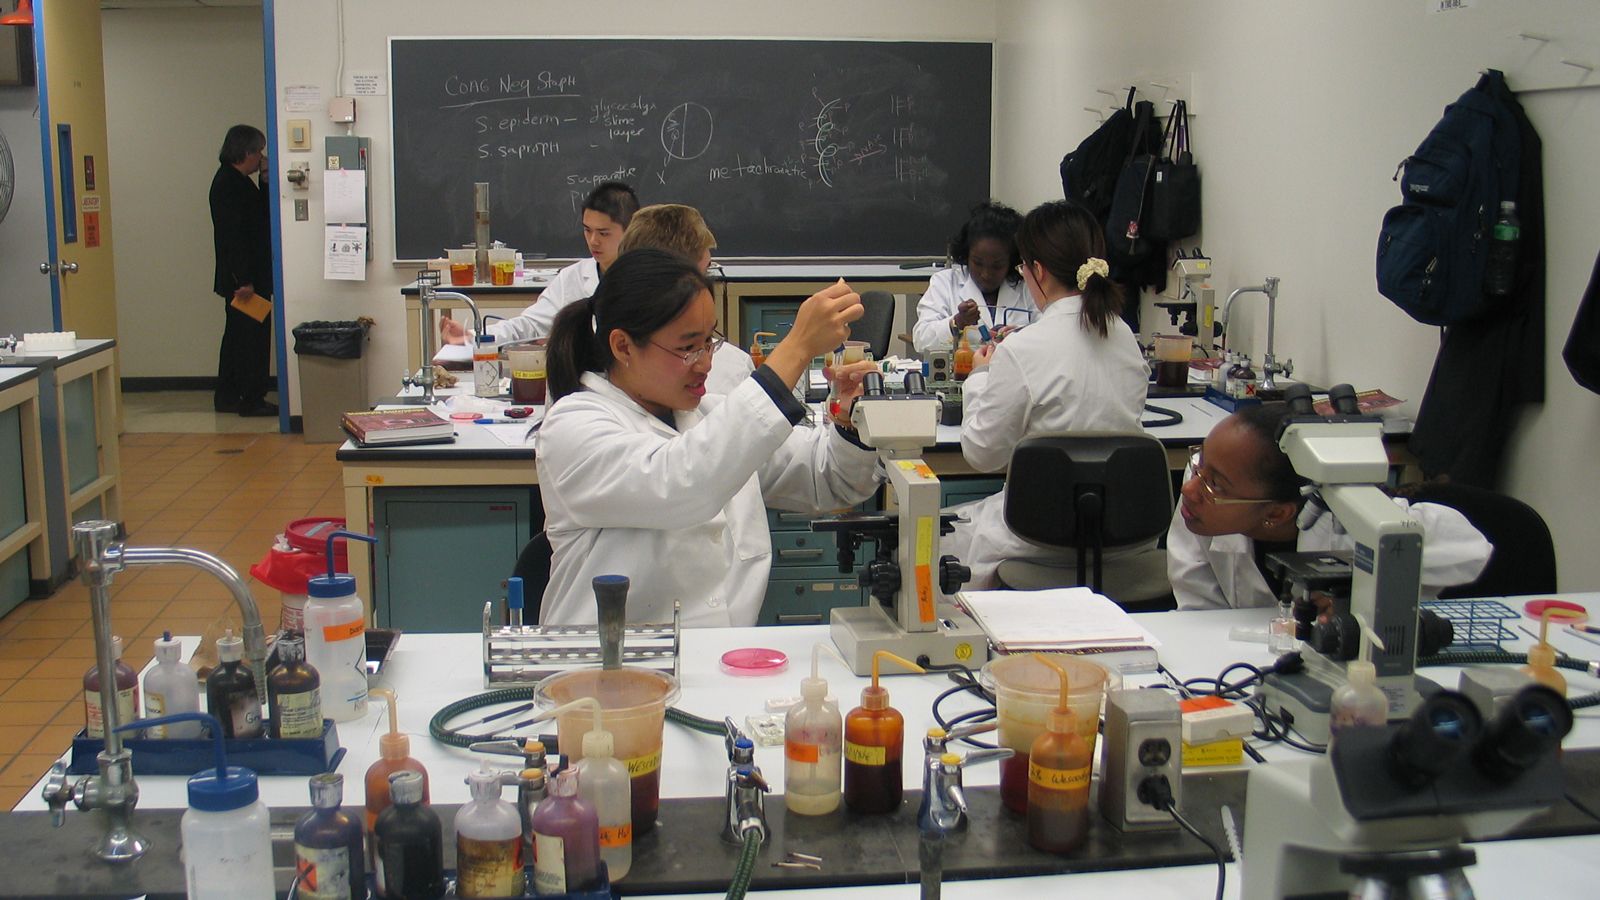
[535,249,883,626]
[945,200,1151,588]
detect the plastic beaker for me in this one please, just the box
[981,655,1117,815]
[489,248,516,286]
[448,249,475,286]
[505,341,548,405]
[839,340,870,365]
[1153,334,1194,388]
[534,667,680,835]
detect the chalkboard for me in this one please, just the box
[388,38,993,260]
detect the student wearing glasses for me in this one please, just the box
[912,200,1032,353]
[536,249,882,626]
[945,200,1150,588]
[1168,404,1492,610]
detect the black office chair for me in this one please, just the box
[850,290,896,361]
[996,433,1176,612]
[509,531,554,622]
[1402,481,1557,598]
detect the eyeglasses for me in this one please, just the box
[651,329,727,367]
[1187,446,1277,506]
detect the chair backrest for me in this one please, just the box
[1403,482,1556,598]
[1003,432,1173,551]
[510,531,554,621]
[850,290,896,361]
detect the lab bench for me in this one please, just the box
[401,279,547,372]
[0,339,122,596]
[12,603,1600,897]
[0,367,46,618]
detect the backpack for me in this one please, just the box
[1060,88,1137,219]
[1376,70,1521,327]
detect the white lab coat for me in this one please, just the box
[488,258,600,344]
[1166,497,1494,610]
[944,295,1151,588]
[912,266,1034,353]
[705,343,756,395]
[536,371,881,627]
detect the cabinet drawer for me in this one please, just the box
[940,476,1005,508]
[759,576,866,626]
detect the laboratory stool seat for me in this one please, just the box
[997,432,1176,612]
[1402,481,1557,598]
[509,531,553,621]
[850,290,897,361]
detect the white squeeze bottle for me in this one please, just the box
[303,530,378,722]
[570,699,632,881]
[142,631,201,739]
[1329,614,1390,742]
[785,643,846,815]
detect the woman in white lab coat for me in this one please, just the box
[1168,404,1493,610]
[535,249,883,626]
[441,180,639,345]
[945,200,1151,588]
[912,201,1033,353]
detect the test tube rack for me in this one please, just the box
[480,601,681,686]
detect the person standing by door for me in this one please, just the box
[209,124,276,417]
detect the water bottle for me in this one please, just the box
[1484,200,1520,297]
[304,531,378,722]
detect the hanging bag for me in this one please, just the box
[1104,100,1160,267]
[1060,87,1139,219]
[1146,100,1202,241]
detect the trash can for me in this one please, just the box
[292,320,370,443]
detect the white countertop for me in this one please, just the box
[0,366,39,390]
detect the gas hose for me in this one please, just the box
[428,687,732,748]
[1421,650,1600,709]
[725,828,764,900]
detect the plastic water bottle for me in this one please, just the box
[142,632,201,739]
[304,531,377,722]
[1484,200,1520,297]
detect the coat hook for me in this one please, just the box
[1517,32,1552,43]
[1559,58,1596,73]
[1096,89,1117,98]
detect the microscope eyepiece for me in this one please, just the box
[1327,383,1360,415]
[903,370,926,395]
[1474,685,1572,781]
[1388,691,1483,787]
[862,372,886,397]
[1282,382,1315,415]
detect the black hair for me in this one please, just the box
[218,124,266,166]
[1014,200,1123,338]
[546,249,714,402]
[948,200,1022,284]
[583,181,640,228]
[1231,403,1310,504]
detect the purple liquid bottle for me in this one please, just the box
[529,768,602,896]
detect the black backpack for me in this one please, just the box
[1060,88,1137,219]
[1376,70,1522,327]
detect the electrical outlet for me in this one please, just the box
[1099,688,1182,831]
[294,199,309,222]
[287,119,312,151]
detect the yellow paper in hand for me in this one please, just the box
[230,291,273,322]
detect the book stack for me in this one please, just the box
[341,408,455,447]
[956,587,1161,673]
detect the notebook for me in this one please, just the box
[956,587,1162,672]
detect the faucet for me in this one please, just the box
[917,741,1012,900]
[722,719,769,845]
[41,521,271,862]
[410,270,484,406]
[1221,276,1292,390]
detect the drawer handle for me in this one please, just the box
[778,549,825,560]
[776,614,825,625]
[777,513,812,524]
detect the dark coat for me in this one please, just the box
[1564,249,1600,394]
[210,164,272,299]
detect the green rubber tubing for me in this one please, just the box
[428,687,731,748]
[725,829,763,900]
[1422,650,1600,710]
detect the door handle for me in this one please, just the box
[39,261,79,275]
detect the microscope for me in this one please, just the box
[1242,684,1572,899]
[1256,383,1451,744]
[819,371,988,676]
[1153,254,1220,356]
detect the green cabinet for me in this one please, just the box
[737,297,808,348]
[758,507,872,626]
[940,476,1005,508]
[0,406,28,618]
[373,486,538,632]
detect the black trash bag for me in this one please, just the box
[292,320,369,359]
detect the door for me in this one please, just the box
[33,2,116,340]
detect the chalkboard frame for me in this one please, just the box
[387,35,995,263]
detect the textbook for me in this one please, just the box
[955,587,1161,673]
[341,408,454,445]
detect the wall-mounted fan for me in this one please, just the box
[0,125,14,224]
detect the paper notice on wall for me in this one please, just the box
[323,169,367,225]
[283,85,323,112]
[324,226,368,281]
[349,72,387,96]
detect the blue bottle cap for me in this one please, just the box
[307,572,357,599]
[117,713,259,812]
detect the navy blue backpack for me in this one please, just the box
[1376,70,1521,327]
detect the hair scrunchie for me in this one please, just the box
[1076,257,1110,290]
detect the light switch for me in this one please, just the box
[287,119,312,151]
[294,199,308,221]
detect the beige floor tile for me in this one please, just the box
[0,753,63,788]
[0,659,36,679]
[0,638,65,660]
[7,618,81,640]
[52,638,102,659]
[0,724,42,755]
[20,598,94,621]
[25,657,98,681]
[1,678,81,703]
[0,700,70,726]
[34,723,84,750]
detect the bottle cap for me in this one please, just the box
[308,772,344,809]
[307,572,358,599]
[276,635,306,663]
[477,334,496,345]
[216,628,242,663]
[582,727,614,759]
[154,631,182,663]
[110,635,124,660]
[188,764,260,812]
[859,684,889,710]
[1347,659,1378,684]
[800,676,828,700]
[1527,642,1557,668]
[389,770,425,806]
[466,764,503,801]
[1047,705,1078,734]
[552,767,579,798]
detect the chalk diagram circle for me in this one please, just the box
[661,102,714,161]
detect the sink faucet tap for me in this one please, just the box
[918,744,1013,900]
[722,719,769,844]
[1221,276,1291,390]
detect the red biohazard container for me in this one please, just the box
[249,517,347,633]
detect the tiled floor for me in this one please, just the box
[121,389,281,434]
[0,403,341,809]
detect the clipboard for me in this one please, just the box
[230,291,273,323]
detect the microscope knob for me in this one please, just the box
[938,556,971,595]
[1309,614,1359,660]
[860,560,901,601]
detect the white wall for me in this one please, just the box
[102,6,265,378]
[0,85,51,334]
[996,0,1600,588]
[270,0,998,408]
